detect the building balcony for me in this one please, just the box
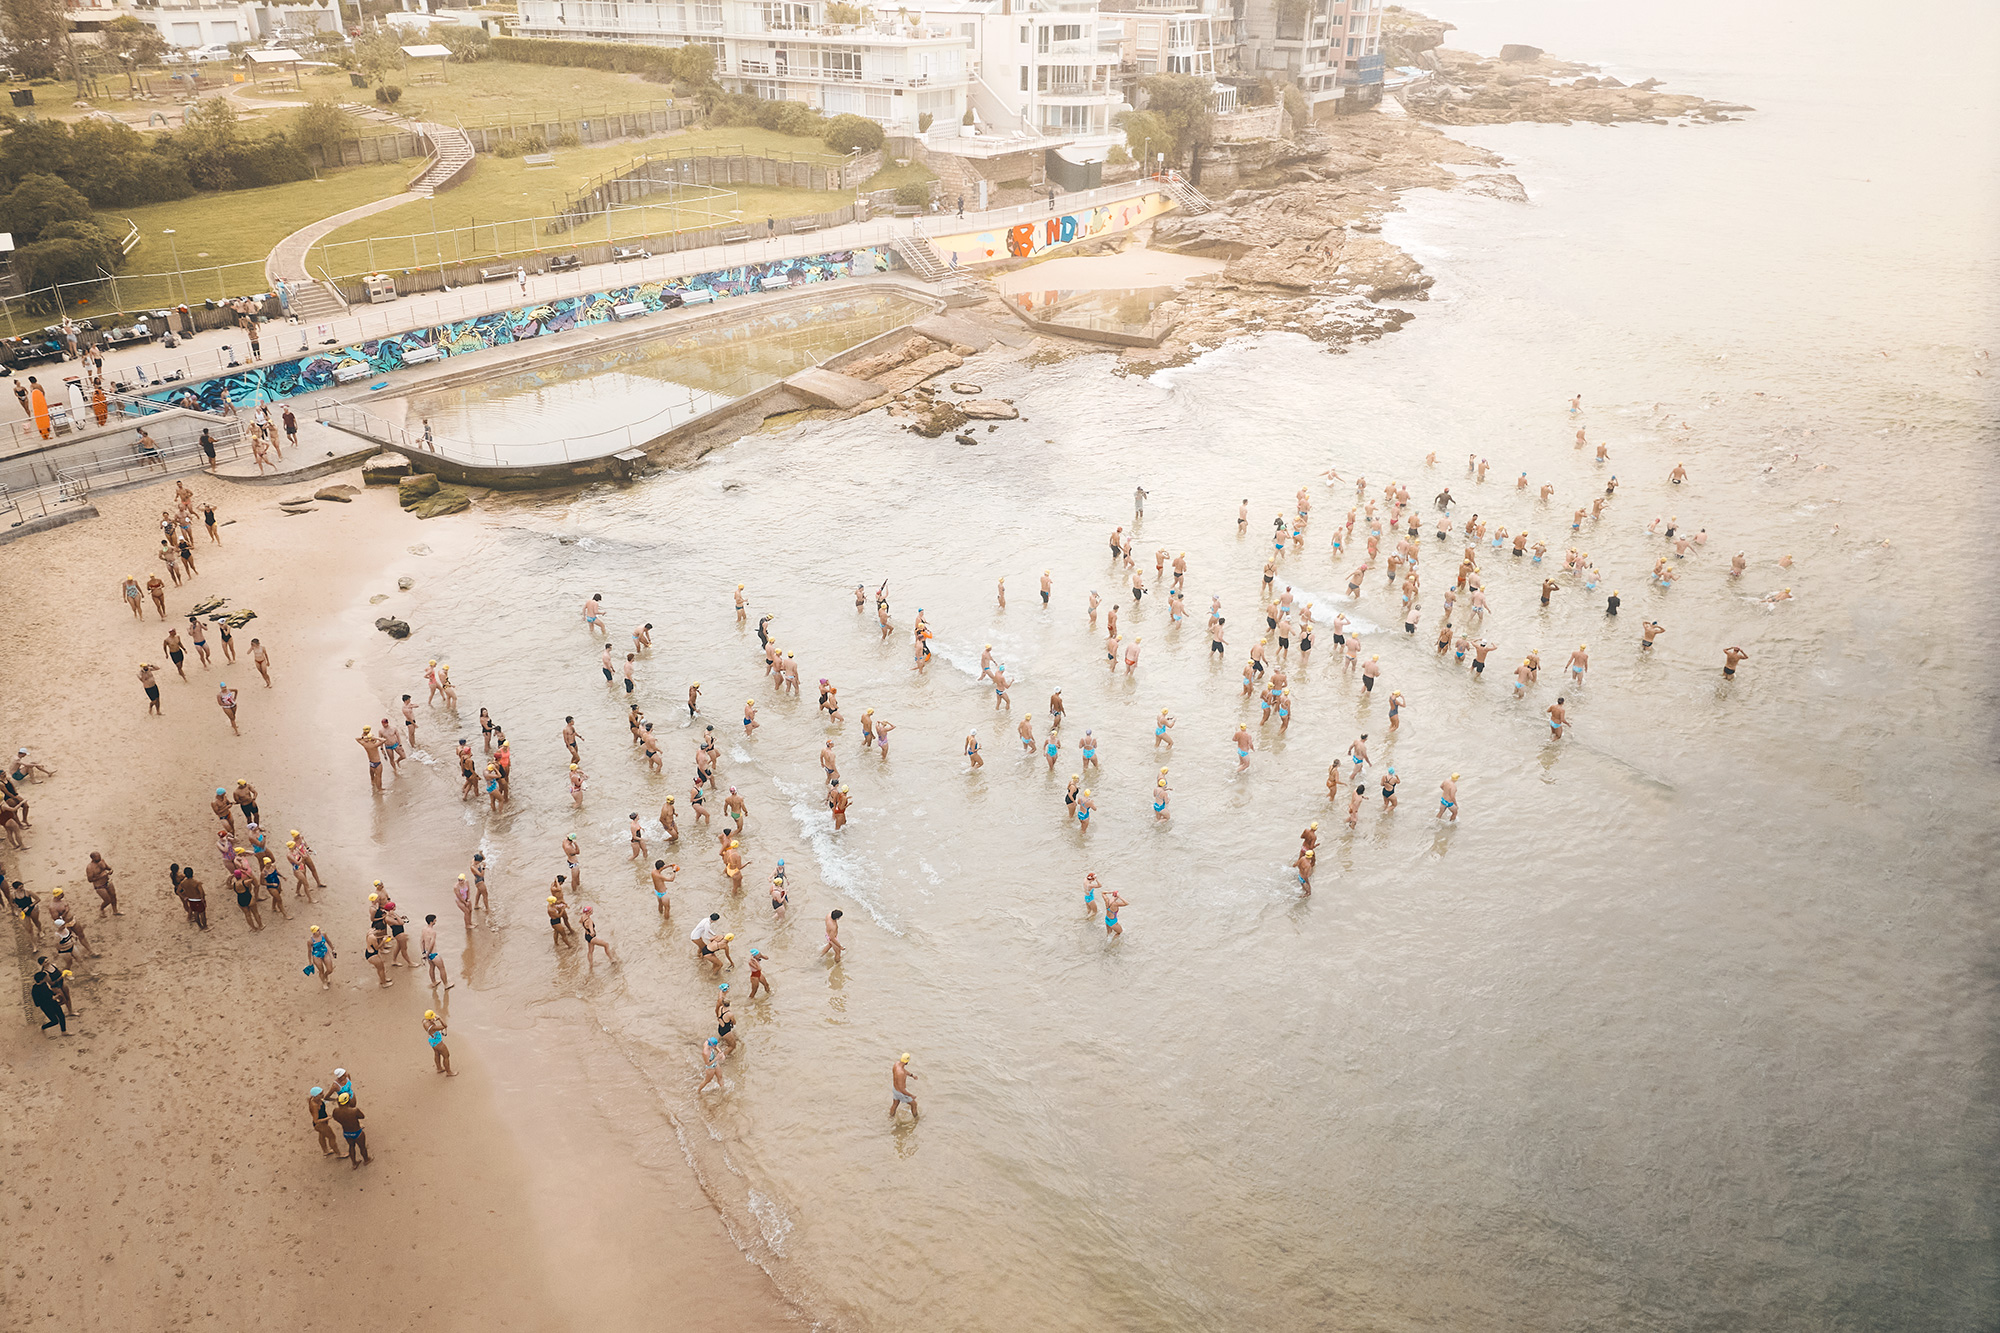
[739,60,967,89]
[1040,84,1116,101]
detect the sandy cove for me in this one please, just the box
[0,477,799,1331]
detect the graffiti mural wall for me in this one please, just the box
[928,193,1174,268]
[138,247,896,413]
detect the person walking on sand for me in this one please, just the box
[305,925,335,990]
[890,1053,920,1121]
[821,908,844,962]
[216,681,240,735]
[83,852,119,917]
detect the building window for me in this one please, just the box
[1019,24,1028,44]
[1347,37,1358,54]
[1020,65,1029,90]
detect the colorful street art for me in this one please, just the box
[136,248,896,414]
[928,193,1175,269]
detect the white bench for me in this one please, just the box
[402,345,444,365]
[611,302,647,321]
[677,287,718,306]
[332,362,372,384]
[523,153,555,168]
[758,275,792,292]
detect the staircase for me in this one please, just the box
[1159,173,1216,215]
[892,230,953,283]
[407,121,476,197]
[290,279,346,324]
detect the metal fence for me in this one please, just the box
[1,418,249,527]
[0,379,233,461]
[315,367,767,468]
[0,260,274,333]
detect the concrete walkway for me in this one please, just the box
[266,191,424,286]
[47,179,1165,400]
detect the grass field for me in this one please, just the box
[860,159,938,193]
[312,127,852,276]
[252,60,680,133]
[99,161,416,310]
[72,120,857,310]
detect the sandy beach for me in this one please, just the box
[0,476,799,1331]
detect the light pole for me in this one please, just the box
[162,228,187,304]
[427,196,448,289]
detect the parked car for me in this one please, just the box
[186,44,236,63]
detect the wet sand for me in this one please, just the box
[993,249,1227,295]
[0,477,798,1331]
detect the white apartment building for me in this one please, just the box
[923,0,1126,154]
[66,0,335,51]
[512,0,968,135]
[1238,0,1381,108]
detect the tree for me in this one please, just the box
[176,97,242,189]
[435,24,488,64]
[825,2,871,23]
[101,15,170,68]
[823,113,884,154]
[0,0,67,80]
[290,97,355,163]
[674,43,716,85]
[1136,73,1214,171]
[0,173,94,243]
[1282,83,1307,131]
[1114,109,1169,168]
[352,26,405,83]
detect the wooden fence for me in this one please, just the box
[307,105,704,171]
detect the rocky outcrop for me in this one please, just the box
[375,617,412,639]
[959,399,1018,420]
[411,488,470,519]
[842,337,936,381]
[1456,172,1529,202]
[397,474,440,507]
[1404,44,1753,126]
[870,350,965,396]
[314,484,358,503]
[362,453,411,485]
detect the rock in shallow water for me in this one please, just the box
[397,474,440,507]
[411,488,470,519]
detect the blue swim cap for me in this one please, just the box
[718,983,728,991]
[310,1086,324,1096]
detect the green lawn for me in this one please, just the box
[312,128,852,276]
[101,161,416,310]
[244,59,673,131]
[75,119,857,310]
[860,159,938,193]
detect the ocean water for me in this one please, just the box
[362,2,2000,1327]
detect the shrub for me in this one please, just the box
[555,128,579,148]
[493,138,522,159]
[1282,84,1307,129]
[824,112,884,154]
[374,84,403,104]
[488,36,715,86]
[893,180,930,207]
[962,106,974,126]
[762,98,825,138]
[917,111,933,134]
[1106,144,1131,165]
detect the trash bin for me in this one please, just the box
[10,89,34,107]
[350,72,368,88]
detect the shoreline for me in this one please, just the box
[0,477,800,1331]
